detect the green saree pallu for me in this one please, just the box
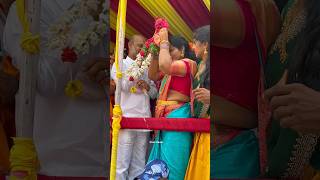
[264,0,320,178]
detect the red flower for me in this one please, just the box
[140,50,145,57]
[154,18,169,33]
[61,47,78,63]
[145,37,154,49]
[129,76,134,81]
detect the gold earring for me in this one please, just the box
[181,48,185,58]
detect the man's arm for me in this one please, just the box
[147,80,158,99]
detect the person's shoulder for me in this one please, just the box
[182,58,197,66]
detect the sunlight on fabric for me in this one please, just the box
[110,10,140,39]
[137,0,193,41]
[203,0,210,11]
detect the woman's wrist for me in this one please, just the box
[160,39,169,44]
[160,42,170,50]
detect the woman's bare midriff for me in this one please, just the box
[166,90,190,103]
[213,95,257,129]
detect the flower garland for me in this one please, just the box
[47,0,107,97]
[126,18,169,81]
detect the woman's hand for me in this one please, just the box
[154,34,161,46]
[265,71,320,134]
[193,88,210,105]
[158,28,169,42]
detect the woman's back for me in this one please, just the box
[213,0,260,111]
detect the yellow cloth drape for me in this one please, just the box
[184,132,210,180]
[137,0,193,41]
[203,0,210,11]
[9,1,39,179]
[9,138,39,180]
[16,0,39,54]
[110,0,127,179]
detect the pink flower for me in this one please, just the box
[145,37,154,49]
[61,47,78,63]
[154,18,169,33]
[140,51,145,57]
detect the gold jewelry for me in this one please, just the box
[160,40,169,46]
[181,47,185,58]
[269,0,306,63]
[160,42,170,49]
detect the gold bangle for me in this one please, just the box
[160,43,169,49]
[160,40,169,45]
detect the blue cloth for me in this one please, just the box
[211,130,260,179]
[148,103,193,180]
[135,159,169,180]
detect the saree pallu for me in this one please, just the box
[148,102,193,180]
[212,130,260,179]
[264,0,320,178]
[184,132,210,180]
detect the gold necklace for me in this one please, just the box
[269,0,306,63]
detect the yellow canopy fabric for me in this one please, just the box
[203,0,210,10]
[110,10,140,39]
[137,0,193,41]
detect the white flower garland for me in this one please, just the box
[47,0,107,55]
[126,52,152,80]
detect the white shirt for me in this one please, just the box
[3,0,108,177]
[111,56,157,119]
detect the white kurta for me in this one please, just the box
[111,56,157,118]
[3,0,108,177]
[111,56,157,180]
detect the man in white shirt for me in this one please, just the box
[111,34,157,180]
[3,0,108,178]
